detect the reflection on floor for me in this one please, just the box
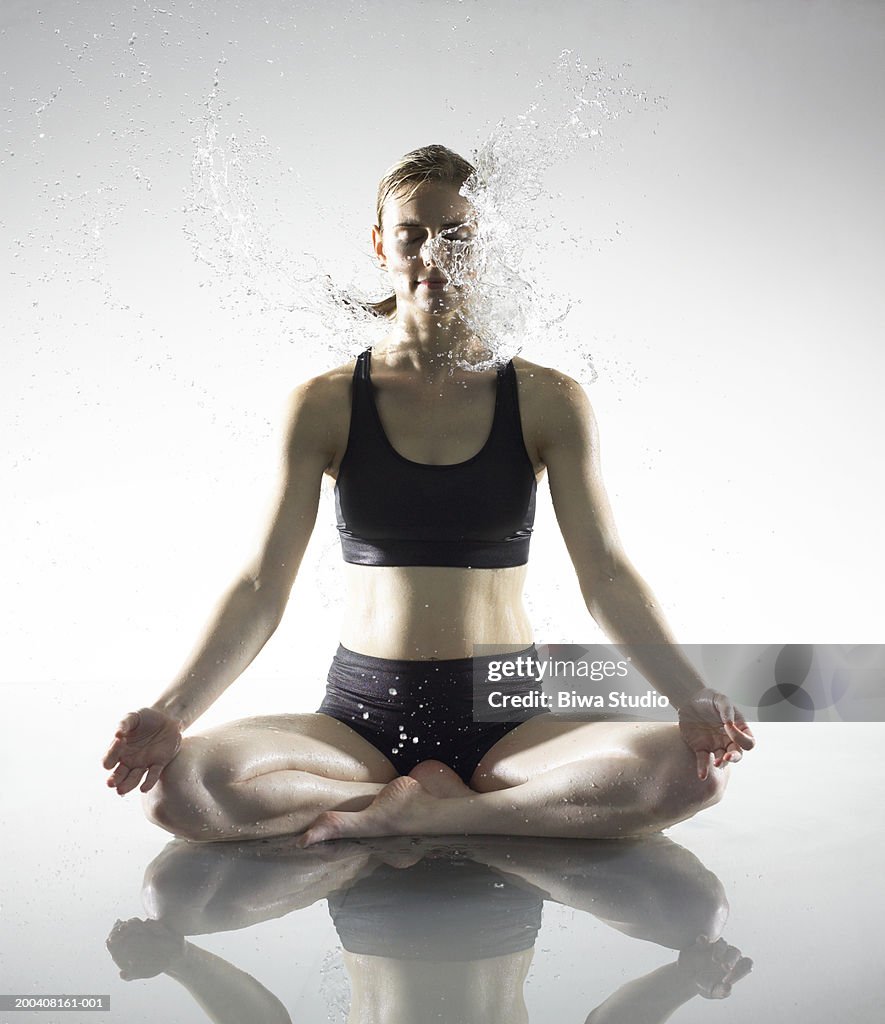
[4,709,885,1023]
[108,833,747,1023]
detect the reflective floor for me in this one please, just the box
[4,685,884,1023]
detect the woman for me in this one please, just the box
[102,145,755,845]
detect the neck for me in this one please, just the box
[378,312,489,374]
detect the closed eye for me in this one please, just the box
[395,224,475,245]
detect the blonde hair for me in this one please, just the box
[366,144,476,318]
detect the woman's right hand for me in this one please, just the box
[103,708,183,796]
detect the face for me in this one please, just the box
[372,181,477,317]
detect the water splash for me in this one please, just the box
[434,50,650,372]
[185,82,319,303]
[183,65,388,358]
[317,946,350,1023]
[183,50,653,371]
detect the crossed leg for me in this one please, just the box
[296,717,729,846]
[143,713,728,845]
[142,712,400,842]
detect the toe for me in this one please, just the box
[296,811,348,848]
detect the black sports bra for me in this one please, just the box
[334,349,537,567]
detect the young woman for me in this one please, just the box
[102,145,755,845]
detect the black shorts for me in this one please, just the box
[317,643,550,785]
[327,856,543,961]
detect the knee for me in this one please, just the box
[690,880,730,944]
[141,841,223,925]
[634,728,730,824]
[661,753,729,822]
[701,764,729,809]
[141,738,217,842]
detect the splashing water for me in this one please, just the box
[317,946,350,1024]
[185,75,333,314]
[183,65,389,358]
[184,50,652,371]
[428,50,646,372]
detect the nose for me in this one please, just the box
[419,237,436,266]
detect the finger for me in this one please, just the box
[711,737,738,768]
[696,750,712,780]
[709,980,732,1000]
[732,705,752,729]
[108,765,134,792]
[104,711,142,767]
[725,719,755,750]
[116,767,145,796]
[719,945,744,971]
[118,710,141,734]
[708,940,735,965]
[728,956,753,983]
[108,761,130,787]
[730,708,756,744]
[118,767,147,796]
[140,764,164,793]
[102,741,123,770]
[712,692,736,725]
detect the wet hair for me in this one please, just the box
[367,144,476,318]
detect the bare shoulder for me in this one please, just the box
[281,356,356,474]
[511,356,596,465]
[511,355,588,403]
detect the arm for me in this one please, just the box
[106,920,292,1024]
[583,943,752,1024]
[538,371,755,773]
[150,377,335,730]
[104,377,336,795]
[539,373,702,705]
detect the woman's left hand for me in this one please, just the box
[677,689,756,780]
[106,918,186,980]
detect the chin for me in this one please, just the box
[421,290,461,308]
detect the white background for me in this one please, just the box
[3,5,885,1022]
[3,1,883,716]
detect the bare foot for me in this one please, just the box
[295,773,448,848]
